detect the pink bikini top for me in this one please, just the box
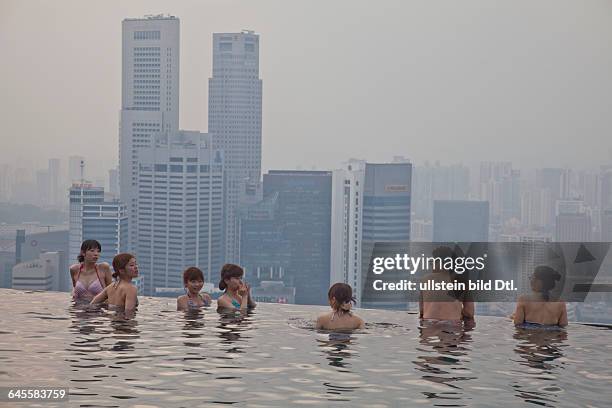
[73,264,105,300]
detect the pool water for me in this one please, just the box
[0,289,611,407]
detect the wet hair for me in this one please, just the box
[328,283,356,313]
[533,266,561,301]
[78,240,102,263]
[218,264,244,291]
[183,267,204,285]
[112,253,135,279]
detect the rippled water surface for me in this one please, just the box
[0,289,611,407]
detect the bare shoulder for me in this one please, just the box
[125,284,138,295]
[99,263,112,272]
[70,264,80,275]
[352,314,365,329]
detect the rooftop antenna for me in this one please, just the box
[80,160,85,185]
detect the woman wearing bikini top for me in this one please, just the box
[216,264,256,312]
[70,240,112,302]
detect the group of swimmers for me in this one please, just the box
[71,239,568,330]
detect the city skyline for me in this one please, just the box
[3,1,612,180]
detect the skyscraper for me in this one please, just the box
[68,183,104,264]
[81,200,128,265]
[208,31,262,262]
[248,170,332,305]
[136,131,224,295]
[331,160,412,308]
[119,15,180,249]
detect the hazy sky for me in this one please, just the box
[2,0,612,179]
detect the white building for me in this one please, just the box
[208,31,263,262]
[69,183,104,264]
[331,160,412,308]
[12,252,61,291]
[136,131,224,295]
[119,15,180,250]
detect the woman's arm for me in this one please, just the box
[69,264,79,287]
[124,286,138,311]
[91,286,109,304]
[100,263,113,286]
[246,283,257,309]
[558,303,568,327]
[462,300,475,320]
[513,297,525,325]
[177,296,187,311]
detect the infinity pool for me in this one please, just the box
[0,289,611,407]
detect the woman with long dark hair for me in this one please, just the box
[70,240,112,302]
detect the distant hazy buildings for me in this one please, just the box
[412,162,470,220]
[12,252,61,291]
[479,162,520,225]
[331,160,412,308]
[15,229,69,291]
[136,131,224,295]
[119,15,180,250]
[555,200,591,242]
[209,31,263,262]
[433,200,489,242]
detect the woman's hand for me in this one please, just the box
[237,282,248,298]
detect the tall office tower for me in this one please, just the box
[119,15,180,250]
[433,200,489,242]
[331,160,412,308]
[245,170,332,305]
[239,193,292,297]
[81,200,128,265]
[68,156,85,184]
[479,162,520,224]
[208,31,262,262]
[136,131,224,296]
[108,167,120,198]
[48,159,61,207]
[555,200,591,242]
[68,183,104,264]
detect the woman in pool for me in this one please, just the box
[70,240,113,302]
[216,263,256,312]
[514,266,567,328]
[177,267,212,310]
[419,246,474,323]
[316,283,364,330]
[90,253,139,311]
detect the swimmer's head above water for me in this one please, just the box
[328,283,356,314]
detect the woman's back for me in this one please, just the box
[519,295,567,326]
[105,281,137,307]
[316,311,364,331]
